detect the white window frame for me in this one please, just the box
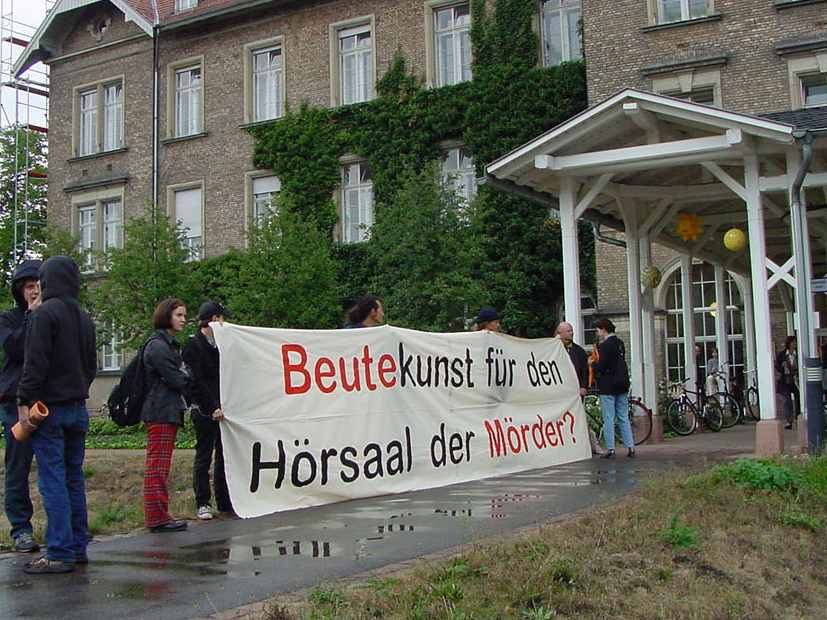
[339,161,374,244]
[70,186,126,273]
[100,323,123,371]
[77,205,97,273]
[652,0,711,25]
[442,146,477,205]
[73,76,125,157]
[425,1,472,88]
[175,66,202,137]
[253,46,284,121]
[540,0,582,67]
[166,57,205,138]
[786,53,827,110]
[176,0,198,12]
[244,171,281,235]
[329,16,376,107]
[243,37,286,124]
[167,182,205,262]
[801,72,827,109]
[651,68,722,107]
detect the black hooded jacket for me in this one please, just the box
[17,257,97,407]
[0,260,42,402]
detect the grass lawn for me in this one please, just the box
[262,457,827,620]
[0,448,198,551]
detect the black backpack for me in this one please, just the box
[106,336,157,427]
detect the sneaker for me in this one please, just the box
[149,520,188,533]
[627,448,636,458]
[601,450,615,459]
[196,505,214,520]
[23,556,74,574]
[13,532,39,553]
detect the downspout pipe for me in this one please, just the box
[790,130,823,455]
[151,1,161,215]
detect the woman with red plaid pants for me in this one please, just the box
[141,299,191,532]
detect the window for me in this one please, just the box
[176,0,197,11]
[103,199,123,252]
[172,186,203,261]
[341,162,373,244]
[252,175,280,225]
[651,68,722,106]
[100,325,123,371]
[78,205,97,272]
[103,82,123,151]
[541,0,582,67]
[75,78,124,157]
[252,46,284,121]
[801,73,827,108]
[442,147,477,204]
[338,26,373,104]
[663,263,743,383]
[434,3,472,87]
[655,0,709,24]
[175,66,202,137]
[664,86,715,105]
[78,89,97,156]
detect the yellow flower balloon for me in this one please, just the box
[723,228,746,252]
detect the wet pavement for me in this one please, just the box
[0,424,779,619]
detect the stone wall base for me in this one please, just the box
[755,419,784,457]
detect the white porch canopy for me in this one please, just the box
[485,88,827,455]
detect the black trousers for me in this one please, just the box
[192,413,232,512]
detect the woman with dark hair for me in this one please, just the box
[142,298,191,532]
[344,295,384,328]
[776,335,798,430]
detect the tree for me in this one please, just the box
[92,205,191,349]
[370,164,483,331]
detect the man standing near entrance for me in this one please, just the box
[556,321,601,455]
[0,259,42,553]
[183,301,233,520]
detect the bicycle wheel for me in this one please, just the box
[704,400,723,432]
[745,387,760,421]
[666,398,696,436]
[628,398,653,445]
[713,392,741,429]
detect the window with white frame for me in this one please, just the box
[252,46,284,121]
[664,263,744,384]
[100,325,123,371]
[655,0,709,24]
[663,86,715,105]
[338,25,373,105]
[76,79,124,157]
[251,175,281,226]
[434,3,472,87]
[175,66,202,137]
[78,205,97,272]
[176,0,197,11]
[341,162,373,244]
[801,73,827,108]
[103,199,123,252]
[78,89,97,156]
[541,0,582,67]
[442,147,477,204]
[173,187,203,261]
[103,82,123,151]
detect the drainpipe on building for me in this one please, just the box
[151,1,160,216]
[790,129,823,455]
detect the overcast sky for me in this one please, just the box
[1,1,53,128]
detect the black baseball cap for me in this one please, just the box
[198,300,232,322]
[474,307,501,324]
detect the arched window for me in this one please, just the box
[664,263,744,383]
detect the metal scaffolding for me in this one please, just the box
[1,0,54,259]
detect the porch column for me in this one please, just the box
[713,264,730,390]
[739,275,757,380]
[745,154,782,455]
[622,201,644,400]
[640,233,663,441]
[680,254,697,398]
[559,176,583,345]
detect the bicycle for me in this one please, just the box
[706,366,741,429]
[583,390,653,447]
[664,377,723,435]
[741,368,760,421]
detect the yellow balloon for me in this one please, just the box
[723,228,746,252]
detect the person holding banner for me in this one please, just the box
[141,299,191,533]
[473,307,501,332]
[183,301,233,521]
[343,295,384,328]
[590,318,635,459]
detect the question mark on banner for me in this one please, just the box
[563,411,576,443]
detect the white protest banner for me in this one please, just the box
[213,323,591,518]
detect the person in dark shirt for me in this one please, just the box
[17,257,97,574]
[183,301,233,520]
[556,321,601,455]
[343,295,384,328]
[589,318,634,459]
[0,259,42,553]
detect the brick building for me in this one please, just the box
[579,0,827,388]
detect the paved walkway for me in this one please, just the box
[0,424,800,619]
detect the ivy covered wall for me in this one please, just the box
[247,0,593,336]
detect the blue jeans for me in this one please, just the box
[29,403,89,562]
[2,403,35,539]
[600,393,634,450]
